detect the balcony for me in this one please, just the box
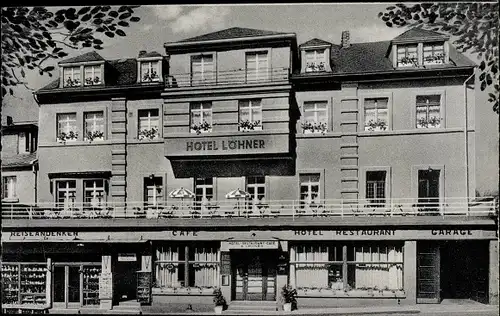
[164,68,289,88]
[2,197,497,220]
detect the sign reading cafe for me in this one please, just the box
[186,139,266,152]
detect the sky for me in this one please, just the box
[1,4,498,193]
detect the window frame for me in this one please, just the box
[423,42,445,66]
[144,176,163,208]
[245,50,269,82]
[55,179,77,207]
[83,179,107,208]
[140,60,161,82]
[359,93,393,132]
[238,99,263,131]
[190,54,215,85]
[56,113,78,142]
[302,101,328,134]
[138,109,160,140]
[415,94,443,129]
[2,176,17,201]
[63,66,82,87]
[84,111,105,141]
[396,44,419,68]
[299,173,321,207]
[304,49,326,72]
[363,97,389,132]
[361,166,391,209]
[83,65,103,86]
[190,102,213,134]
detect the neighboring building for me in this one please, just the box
[1,27,498,313]
[1,116,38,208]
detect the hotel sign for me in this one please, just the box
[226,240,279,249]
[165,134,289,157]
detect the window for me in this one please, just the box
[364,98,388,131]
[239,100,262,131]
[305,49,326,72]
[190,102,212,134]
[246,51,269,82]
[144,176,163,208]
[84,112,104,141]
[299,174,320,208]
[423,42,445,65]
[416,95,441,128]
[366,171,386,207]
[397,45,418,67]
[195,178,214,211]
[57,113,78,142]
[2,176,17,200]
[302,101,328,134]
[63,67,81,87]
[141,61,160,82]
[18,132,30,154]
[84,65,102,85]
[290,243,404,292]
[55,180,77,209]
[155,243,219,289]
[84,180,106,208]
[191,55,214,85]
[245,176,266,211]
[138,109,159,140]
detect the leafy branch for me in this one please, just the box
[1,6,142,98]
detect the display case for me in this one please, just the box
[20,265,47,306]
[2,263,20,305]
[82,266,101,306]
[136,271,152,305]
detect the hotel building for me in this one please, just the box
[1,27,498,313]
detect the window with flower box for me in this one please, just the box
[397,45,418,67]
[63,67,81,87]
[364,98,388,131]
[190,102,212,134]
[2,176,17,201]
[141,61,160,82]
[84,179,106,208]
[290,242,404,294]
[416,95,441,128]
[84,112,105,141]
[138,109,160,140]
[57,113,78,142]
[239,99,262,131]
[423,42,445,65]
[301,101,328,134]
[305,49,326,72]
[154,243,220,291]
[84,65,102,85]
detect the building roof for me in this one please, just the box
[2,153,37,168]
[300,38,332,47]
[175,27,290,43]
[59,51,105,65]
[138,51,162,58]
[393,28,447,40]
[1,123,38,132]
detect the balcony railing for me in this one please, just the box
[165,68,289,88]
[1,197,497,220]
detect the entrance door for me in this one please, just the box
[53,263,102,308]
[418,169,440,214]
[114,259,140,302]
[233,251,276,301]
[417,242,440,303]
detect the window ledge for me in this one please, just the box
[297,289,406,298]
[2,198,19,203]
[39,140,112,148]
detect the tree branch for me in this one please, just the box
[52,39,78,49]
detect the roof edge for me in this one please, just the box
[164,33,297,48]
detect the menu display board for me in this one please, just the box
[98,273,113,300]
[136,271,152,305]
[221,252,231,275]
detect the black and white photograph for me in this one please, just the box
[1,2,499,315]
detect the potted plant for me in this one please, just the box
[138,127,158,140]
[85,130,104,142]
[239,119,261,131]
[58,131,78,143]
[191,121,212,135]
[365,119,387,131]
[212,288,226,314]
[301,121,327,134]
[281,285,297,312]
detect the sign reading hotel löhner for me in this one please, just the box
[227,240,279,249]
[165,134,289,157]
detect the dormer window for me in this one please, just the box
[141,61,160,82]
[423,42,445,65]
[84,65,102,86]
[397,45,418,67]
[63,67,81,87]
[305,49,326,72]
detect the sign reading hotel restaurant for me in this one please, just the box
[227,240,279,249]
[165,134,289,157]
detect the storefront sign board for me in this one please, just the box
[99,272,113,300]
[118,253,137,262]
[225,240,279,249]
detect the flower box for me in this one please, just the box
[138,127,159,140]
[58,131,78,143]
[191,121,212,135]
[301,121,327,134]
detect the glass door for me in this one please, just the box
[418,169,440,214]
[53,263,101,308]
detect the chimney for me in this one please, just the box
[341,31,350,48]
[139,50,147,57]
[7,116,13,125]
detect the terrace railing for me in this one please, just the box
[164,68,289,88]
[2,197,497,220]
